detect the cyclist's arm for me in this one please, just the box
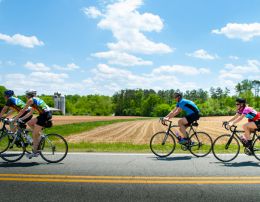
[5,109,15,117]
[227,113,240,123]
[14,100,33,120]
[165,107,182,119]
[0,106,9,118]
[230,114,245,125]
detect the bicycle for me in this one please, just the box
[150,118,212,158]
[0,118,16,154]
[0,119,68,163]
[212,122,260,162]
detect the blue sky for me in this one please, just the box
[0,0,259,95]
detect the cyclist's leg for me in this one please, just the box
[27,118,40,151]
[178,117,189,138]
[242,122,257,140]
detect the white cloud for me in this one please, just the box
[0,60,15,67]
[82,6,103,18]
[3,72,82,95]
[30,72,68,83]
[25,61,50,72]
[53,63,80,71]
[186,49,218,60]
[81,63,206,95]
[212,23,260,41]
[229,55,239,60]
[25,61,80,72]
[93,51,152,66]
[84,0,172,66]
[218,60,260,88]
[152,65,210,75]
[0,33,44,48]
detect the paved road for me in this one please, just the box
[0,153,260,202]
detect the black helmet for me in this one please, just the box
[236,98,246,104]
[25,89,37,97]
[4,90,14,97]
[174,92,182,99]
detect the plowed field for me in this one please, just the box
[65,116,248,144]
[52,115,143,125]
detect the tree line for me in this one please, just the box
[0,79,259,116]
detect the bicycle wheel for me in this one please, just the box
[212,134,240,162]
[253,137,260,161]
[150,131,176,157]
[189,132,212,157]
[0,131,10,154]
[1,136,25,162]
[39,134,68,163]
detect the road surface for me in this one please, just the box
[0,153,260,202]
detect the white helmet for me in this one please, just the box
[25,89,37,97]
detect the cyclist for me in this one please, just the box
[0,90,32,131]
[226,98,260,150]
[14,89,52,159]
[163,92,200,144]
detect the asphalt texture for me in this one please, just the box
[0,153,260,202]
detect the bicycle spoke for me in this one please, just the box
[253,137,260,161]
[39,134,68,163]
[150,132,176,157]
[189,132,212,157]
[0,135,25,162]
[212,134,240,162]
[0,131,10,154]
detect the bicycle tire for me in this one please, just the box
[150,131,176,157]
[253,136,260,161]
[189,132,212,157]
[0,137,25,162]
[212,134,240,162]
[39,133,68,163]
[0,131,10,154]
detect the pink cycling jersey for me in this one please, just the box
[237,106,260,121]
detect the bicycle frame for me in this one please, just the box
[225,125,258,149]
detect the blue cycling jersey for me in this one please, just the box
[176,98,199,115]
[6,96,26,112]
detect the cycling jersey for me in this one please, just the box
[31,97,50,114]
[6,96,26,112]
[176,98,199,115]
[237,106,260,121]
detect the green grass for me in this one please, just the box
[44,118,151,137]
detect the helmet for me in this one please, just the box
[174,92,182,99]
[25,89,37,97]
[236,98,246,104]
[4,90,14,97]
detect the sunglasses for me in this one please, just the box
[236,103,240,106]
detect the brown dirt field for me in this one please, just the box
[52,115,145,125]
[66,116,249,144]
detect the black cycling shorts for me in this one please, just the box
[255,120,260,130]
[185,113,200,125]
[20,110,33,123]
[36,111,52,127]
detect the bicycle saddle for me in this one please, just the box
[191,121,199,127]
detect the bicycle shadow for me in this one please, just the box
[0,161,64,168]
[214,161,260,167]
[0,162,41,168]
[150,155,193,161]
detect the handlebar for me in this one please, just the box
[222,121,237,132]
[159,117,172,126]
